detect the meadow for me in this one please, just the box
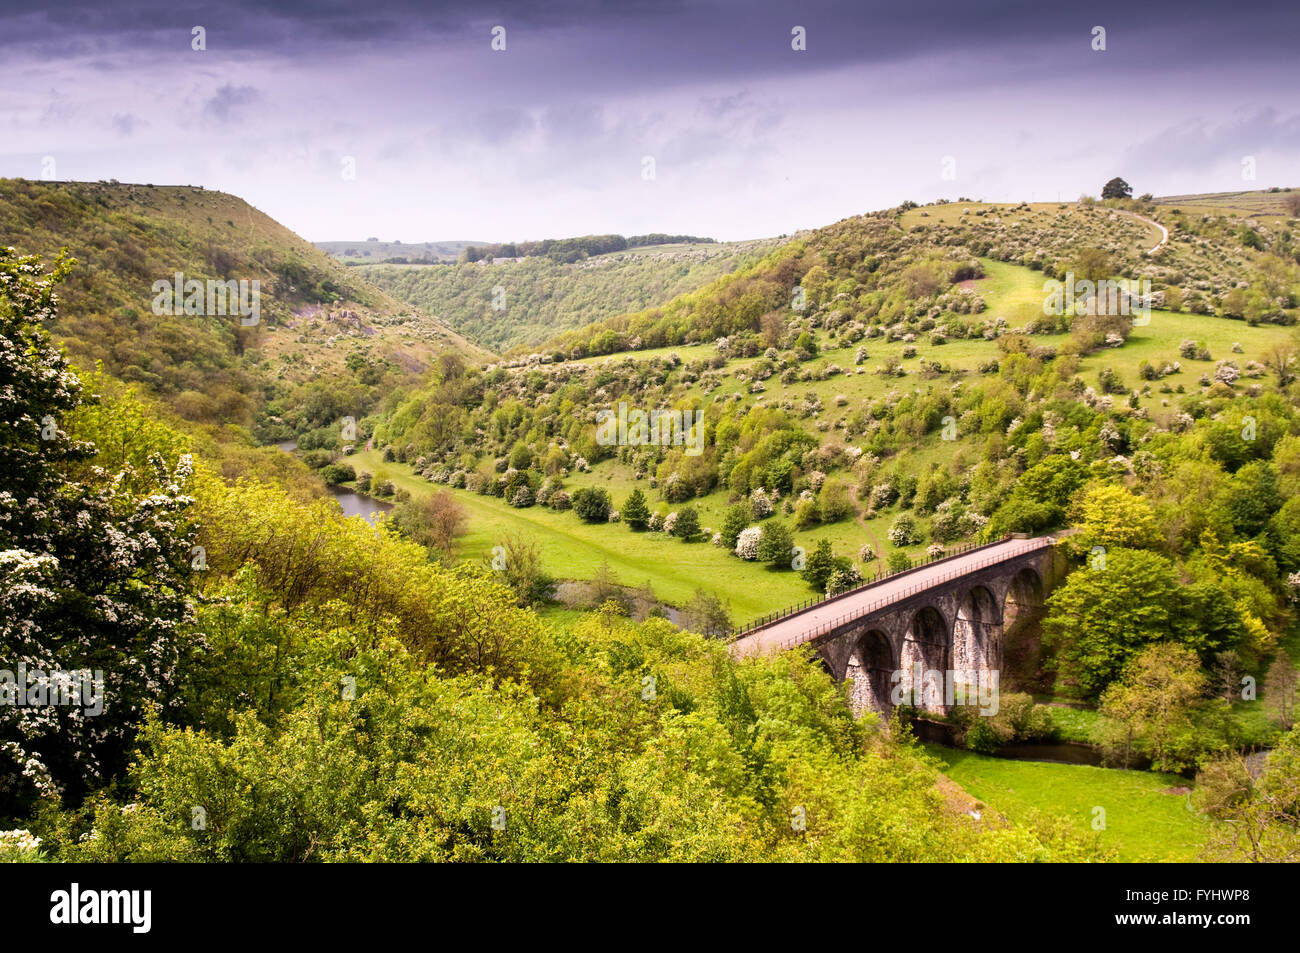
[922,745,1208,862]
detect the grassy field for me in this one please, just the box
[350,448,828,620]
[1151,187,1298,219]
[924,745,1208,861]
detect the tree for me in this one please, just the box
[826,564,864,595]
[1101,177,1132,200]
[572,487,611,523]
[1196,723,1300,862]
[1073,482,1162,553]
[672,506,700,541]
[1099,643,1205,771]
[320,462,356,486]
[491,533,551,607]
[1041,548,1185,699]
[682,589,732,638]
[583,559,625,610]
[802,539,837,592]
[1,249,197,809]
[1071,247,1112,282]
[887,513,921,546]
[391,489,467,560]
[622,488,650,530]
[1264,649,1298,730]
[756,520,794,568]
[1211,650,1243,703]
[1264,336,1297,388]
[734,526,762,560]
[720,501,753,548]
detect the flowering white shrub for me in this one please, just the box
[888,513,921,546]
[750,488,773,518]
[735,526,762,560]
[1213,360,1240,385]
[0,829,41,860]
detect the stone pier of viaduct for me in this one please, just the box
[728,535,1066,716]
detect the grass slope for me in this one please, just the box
[349,448,820,619]
[361,238,782,353]
[924,745,1208,861]
[0,178,487,430]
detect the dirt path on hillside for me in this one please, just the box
[850,483,886,568]
[1119,209,1169,255]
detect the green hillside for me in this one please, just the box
[360,237,782,353]
[0,179,486,445]
[5,186,1300,865]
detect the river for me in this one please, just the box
[274,439,393,526]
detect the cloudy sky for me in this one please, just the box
[1,0,1298,242]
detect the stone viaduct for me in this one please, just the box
[728,535,1065,716]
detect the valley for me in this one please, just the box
[4,180,1300,865]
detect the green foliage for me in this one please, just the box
[1101,177,1132,200]
[801,539,837,592]
[720,502,753,549]
[1042,548,1245,700]
[362,238,774,352]
[1,250,198,810]
[572,487,612,523]
[622,488,650,530]
[673,506,701,541]
[756,520,795,568]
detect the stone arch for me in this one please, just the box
[1000,564,1049,694]
[900,605,949,712]
[953,585,1001,689]
[845,628,893,716]
[1003,566,1044,632]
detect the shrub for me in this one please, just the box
[572,487,611,523]
[320,463,356,486]
[888,513,921,546]
[965,719,1004,755]
[672,506,700,541]
[734,526,762,560]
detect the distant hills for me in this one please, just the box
[0,179,486,439]
[314,239,488,264]
[315,233,720,265]
[359,237,781,353]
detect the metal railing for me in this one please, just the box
[728,534,1055,654]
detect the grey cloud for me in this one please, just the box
[111,112,144,135]
[202,84,259,122]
